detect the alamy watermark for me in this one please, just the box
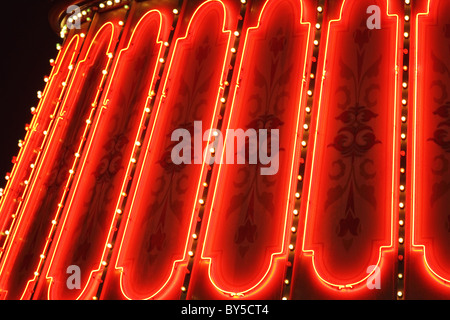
[170,121,279,176]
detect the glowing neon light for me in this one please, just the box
[114,0,233,300]
[199,0,312,297]
[301,0,400,289]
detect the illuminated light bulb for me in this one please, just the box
[34,271,39,276]
[282,297,288,300]
[398,273,403,279]
[291,227,296,233]
[102,70,108,75]
[303,124,309,130]
[301,141,307,147]
[11,214,15,219]
[210,147,215,154]
[107,243,112,249]
[18,140,23,147]
[192,234,198,239]
[135,141,141,147]
[87,17,91,22]
[108,53,113,59]
[307,90,313,96]
[49,58,55,64]
[5,175,9,180]
[405,0,410,4]
[75,153,80,158]
[164,42,169,47]
[403,65,408,71]
[101,261,108,266]
[68,64,73,70]
[284,279,290,285]
[288,244,294,250]
[73,16,78,21]
[44,76,49,83]
[234,31,240,37]
[4,230,10,235]
[212,131,219,137]
[199,199,205,205]
[24,180,29,185]
[317,6,323,12]
[40,254,45,259]
[397,291,403,297]
[310,73,315,79]
[315,23,321,29]
[131,158,137,163]
[240,0,246,3]
[293,209,298,216]
[124,4,129,10]
[305,107,311,113]
[400,167,405,173]
[220,97,226,103]
[69,169,74,174]
[399,202,405,209]
[295,192,300,199]
[159,58,165,63]
[62,81,67,87]
[80,33,85,38]
[107,0,113,5]
[402,82,407,88]
[43,130,48,135]
[399,237,404,244]
[68,17,73,23]
[313,40,319,46]
[99,3,105,8]
[188,251,194,257]
[401,133,406,140]
[86,119,92,124]
[399,219,404,226]
[181,286,186,292]
[52,220,57,225]
[145,107,151,113]
[401,116,406,123]
[115,0,120,3]
[402,99,407,105]
[404,32,409,38]
[298,175,302,181]
[93,296,98,300]
[82,10,87,15]
[118,21,124,26]
[37,91,43,99]
[116,209,122,214]
[399,185,405,191]
[173,8,179,14]
[231,47,236,53]
[56,43,62,50]
[121,192,127,197]
[405,15,410,21]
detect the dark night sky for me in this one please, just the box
[0,0,61,181]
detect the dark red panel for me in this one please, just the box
[293,0,401,295]
[109,0,234,300]
[407,0,450,298]
[41,10,170,300]
[189,0,313,299]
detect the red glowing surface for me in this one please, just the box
[300,0,400,288]
[113,0,233,300]
[0,35,81,300]
[27,21,119,300]
[194,0,312,297]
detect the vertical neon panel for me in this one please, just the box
[190,0,313,298]
[408,0,450,298]
[110,0,233,300]
[297,0,401,292]
[40,10,169,300]
[0,35,81,300]
[10,21,119,300]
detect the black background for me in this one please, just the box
[0,0,60,182]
